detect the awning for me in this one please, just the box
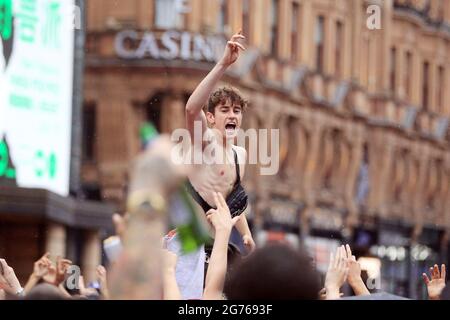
[0,186,114,230]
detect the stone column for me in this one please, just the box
[429,62,438,114]
[412,144,430,226]
[303,118,323,195]
[161,93,186,135]
[278,0,291,61]
[299,0,313,67]
[350,0,363,82]
[45,222,66,259]
[343,126,364,223]
[380,0,393,93]
[82,230,101,284]
[368,130,394,217]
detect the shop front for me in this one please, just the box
[304,205,347,280]
[409,226,445,300]
[256,197,303,249]
[369,220,412,297]
[0,186,113,283]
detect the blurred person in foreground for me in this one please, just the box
[107,135,193,299]
[224,243,321,300]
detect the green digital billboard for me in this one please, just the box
[0,0,75,196]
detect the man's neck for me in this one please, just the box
[211,129,235,149]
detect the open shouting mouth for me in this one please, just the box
[225,122,237,136]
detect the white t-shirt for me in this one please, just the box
[165,233,206,300]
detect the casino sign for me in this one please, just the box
[115,29,227,62]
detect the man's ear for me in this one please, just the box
[206,112,215,127]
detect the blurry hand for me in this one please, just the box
[55,256,72,286]
[219,31,246,67]
[343,244,370,296]
[344,244,362,284]
[324,246,349,299]
[78,275,98,297]
[242,234,256,253]
[206,192,240,234]
[0,259,22,294]
[423,264,446,300]
[96,265,110,299]
[112,213,128,240]
[162,250,178,273]
[33,252,52,278]
[128,136,192,198]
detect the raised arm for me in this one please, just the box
[344,244,370,296]
[185,32,246,144]
[423,264,446,300]
[108,136,192,300]
[203,192,240,300]
[162,250,182,300]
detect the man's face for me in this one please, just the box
[207,100,243,139]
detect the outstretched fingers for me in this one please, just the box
[345,244,352,260]
[231,33,245,42]
[441,264,446,280]
[422,273,430,285]
[216,192,228,210]
[227,41,246,52]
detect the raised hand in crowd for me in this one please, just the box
[423,264,446,300]
[77,275,99,298]
[24,253,52,295]
[0,258,23,296]
[344,244,370,296]
[203,192,240,300]
[324,245,349,299]
[219,31,246,68]
[55,256,72,286]
[96,265,110,300]
[162,249,181,300]
[112,212,128,241]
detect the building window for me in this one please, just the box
[422,61,430,111]
[218,0,229,34]
[82,103,96,162]
[315,16,325,73]
[390,47,396,95]
[146,92,164,133]
[242,0,251,42]
[404,51,412,99]
[154,0,184,29]
[365,36,371,87]
[291,2,300,60]
[355,144,370,206]
[335,21,343,78]
[437,66,444,113]
[270,0,279,56]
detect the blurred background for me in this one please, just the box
[0,0,449,299]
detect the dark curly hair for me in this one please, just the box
[206,87,248,114]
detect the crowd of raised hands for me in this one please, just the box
[322,244,370,299]
[0,254,109,300]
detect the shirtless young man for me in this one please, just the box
[185,31,255,252]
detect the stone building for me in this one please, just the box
[83,0,450,297]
